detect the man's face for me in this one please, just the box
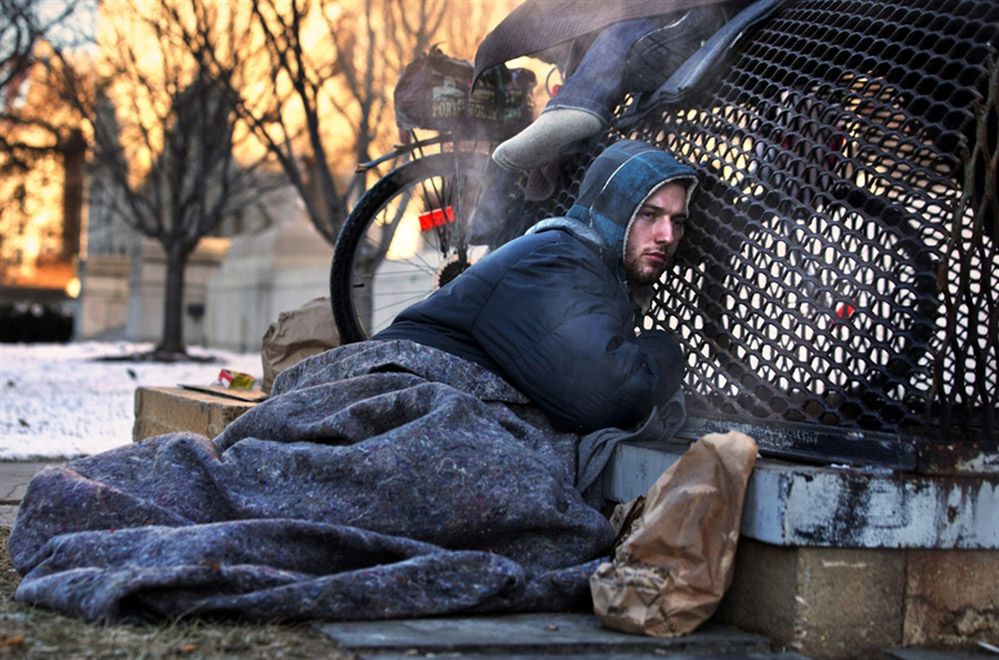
[623,182,688,286]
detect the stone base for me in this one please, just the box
[904,550,999,647]
[132,386,258,442]
[604,438,998,658]
[716,540,999,658]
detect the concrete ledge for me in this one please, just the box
[602,440,998,549]
[603,439,999,657]
[132,386,257,442]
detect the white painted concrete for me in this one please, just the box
[603,438,999,549]
[125,237,231,346]
[204,216,332,353]
[75,254,129,338]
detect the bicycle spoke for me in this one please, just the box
[387,247,446,276]
[366,288,442,297]
[370,293,434,314]
[355,249,441,277]
[356,232,445,276]
[332,150,491,342]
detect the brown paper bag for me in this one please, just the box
[590,431,758,637]
[260,297,340,393]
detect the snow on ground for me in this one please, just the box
[0,341,262,460]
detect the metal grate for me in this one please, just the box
[527,0,999,468]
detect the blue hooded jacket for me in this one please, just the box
[375,140,697,432]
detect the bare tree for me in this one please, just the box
[0,0,83,103]
[0,0,93,172]
[178,0,516,333]
[184,0,450,245]
[90,2,280,359]
[0,0,94,278]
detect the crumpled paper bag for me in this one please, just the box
[260,297,340,392]
[590,431,758,637]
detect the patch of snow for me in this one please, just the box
[0,341,261,460]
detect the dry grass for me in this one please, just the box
[0,527,356,659]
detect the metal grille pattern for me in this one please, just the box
[530,0,999,451]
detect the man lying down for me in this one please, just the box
[7,140,695,623]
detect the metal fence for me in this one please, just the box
[528,0,999,471]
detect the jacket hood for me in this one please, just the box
[566,140,698,265]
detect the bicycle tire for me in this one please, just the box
[330,151,492,343]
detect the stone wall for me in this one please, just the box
[204,216,332,353]
[717,542,999,657]
[75,254,129,338]
[125,237,231,346]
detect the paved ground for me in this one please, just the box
[0,460,63,527]
[315,613,792,658]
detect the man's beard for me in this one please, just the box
[625,251,670,286]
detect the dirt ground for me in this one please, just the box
[0,527,356,659]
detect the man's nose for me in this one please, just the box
[654,218,677,244]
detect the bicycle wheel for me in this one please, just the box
[331,151,492,343]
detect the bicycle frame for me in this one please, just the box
[353,133,457,174]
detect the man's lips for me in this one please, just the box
[643,251,667,266]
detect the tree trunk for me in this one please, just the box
[60,128,87,263]
[156,242,189,356]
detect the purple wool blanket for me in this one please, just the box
[7,340,617,623]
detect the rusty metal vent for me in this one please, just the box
[529,0,999,457]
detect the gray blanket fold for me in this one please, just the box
[8,340,621,623]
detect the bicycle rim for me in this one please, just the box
[331,151,492,343]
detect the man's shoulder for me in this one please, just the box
[469,225,618,303]
[468,227,606,285]
[493,224,600,262]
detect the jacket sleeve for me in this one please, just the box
[469,237,683,432]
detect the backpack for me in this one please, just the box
[394,45,536,140]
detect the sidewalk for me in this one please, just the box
[0,460,63,527]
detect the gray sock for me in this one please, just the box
[492,109,604,171]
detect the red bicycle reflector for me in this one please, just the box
[835,302,856,320]
[419,207,454,231]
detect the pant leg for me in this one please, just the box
[621,4,732,92]
[544,17,664,126]
[546,6,732,125]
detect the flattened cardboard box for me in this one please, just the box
[133,386,264,443]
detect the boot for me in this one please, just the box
[491,108,603,171]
